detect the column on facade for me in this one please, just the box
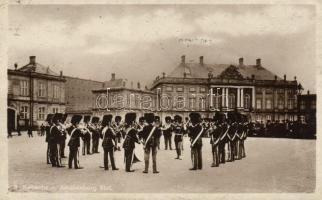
[241,88,244,108]
[262,89,266,110]
[221,87,225,108]
[284,89,288,109]
[225,88,229,108]
[252,87,255,109]
[210,88,213,108]
[237,88,240,108]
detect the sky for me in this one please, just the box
[8,4,316,92]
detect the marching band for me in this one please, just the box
[43,111,249,173]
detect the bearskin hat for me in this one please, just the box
[144,113,155,124]
[125,112,136,124]
[83,115,91,123]
[61,114,68,123]
[139,116,145,123]
[91,116,99,124]
[45,114,54,123]
[189,112,201,124]
[115,116,122,122]
[174,115,182,123]
[165,116,172,122]
[71,115,82,125]
[52,113,63,123]
[102,114,113,126]
[155,115,160,122]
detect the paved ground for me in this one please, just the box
[8,132,315,193]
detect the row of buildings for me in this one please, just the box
[7,55,316,131]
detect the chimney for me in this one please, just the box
[60,70,63,77]
[274,75,277,81]
[294,76,297,81]
[111,73,116,81]
[181,55,185,64]
[199,56,204,65]
[256,58,261,66]
[131,81,133,88]
[239,57,244,66]
[137,82,141,89]
[251,74,255,80]
[307,90,310,95]
[183,72,187,78]
[14,63,18,70]
[29,56,36,64]
[284,74,286,81]
[145,85,148,90]
[162,72,165,78]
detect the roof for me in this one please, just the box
[168,62,282,81]
[18,62,59,76]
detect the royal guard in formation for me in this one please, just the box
[43,111,248,172]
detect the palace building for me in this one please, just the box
[92,55,301,123]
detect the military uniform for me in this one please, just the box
[122,112,140,172]
[219,122,229,164]
[100,115,118,170]
[210,122,221,167]
[113,116,123,151]
[188,112,203,170]
[45,114,53,164]
[82,115,92,155]
[139,113,161,173]
[90,117,100,153]
[162,117,173,150]
[173,115,184,159]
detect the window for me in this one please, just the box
[287,99,294,109]
[278,98,284,109]
[53,85,60,98]
[165,86,172,92]
[189,98,195,110]
[300,101,305,110]
[198,97,206,111]
[228,94,235,109]
[200,87,206,93]
[38,107,46,120]
[38,82,46,97]
[266,115,271,121]
[244,94,250,109]
[214,95,221,109]
[177,87,184,92]
[311,100,316,109]
[20,106,28,119]
[189,87,196,92]
[256,99,262,109]
[20,80,28,96]
[53,107,58,113]
[266,99,272,109]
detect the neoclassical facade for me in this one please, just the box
[92,56,300,123]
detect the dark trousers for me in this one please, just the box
[212,145,219,167]
[46,143,51,164]
[56,144,62,166]
[49,143,58,167]
[228,141,235,162]
[219,142,226,164]
[164,135,172,150]
[92,138,99,153]
[60,140,66,157]
[144,146,158,172]
[240,140,246,158]
[191,146,202,169]
[83,139,91,155]
[68,147,80,168]
[124,148,134,171]
[103,147,116,170]
[175,140,182,157]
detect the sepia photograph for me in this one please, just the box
[1,0,320,199]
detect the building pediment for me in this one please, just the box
[218,65,244,80]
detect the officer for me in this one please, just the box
[45,114,53,164]
[139,113,161,174]
[82,115,92,155]
[90,116,100,154]
[161,116,173,150]
[240,115,248,158]
[100,114,119,171]
[66,115,84,169]
[227,112,238,162]
[173,115,184,160]
[155,116,162,150]
[188,112,203,170]
[123,112,140,172]
[59,113,68,158]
